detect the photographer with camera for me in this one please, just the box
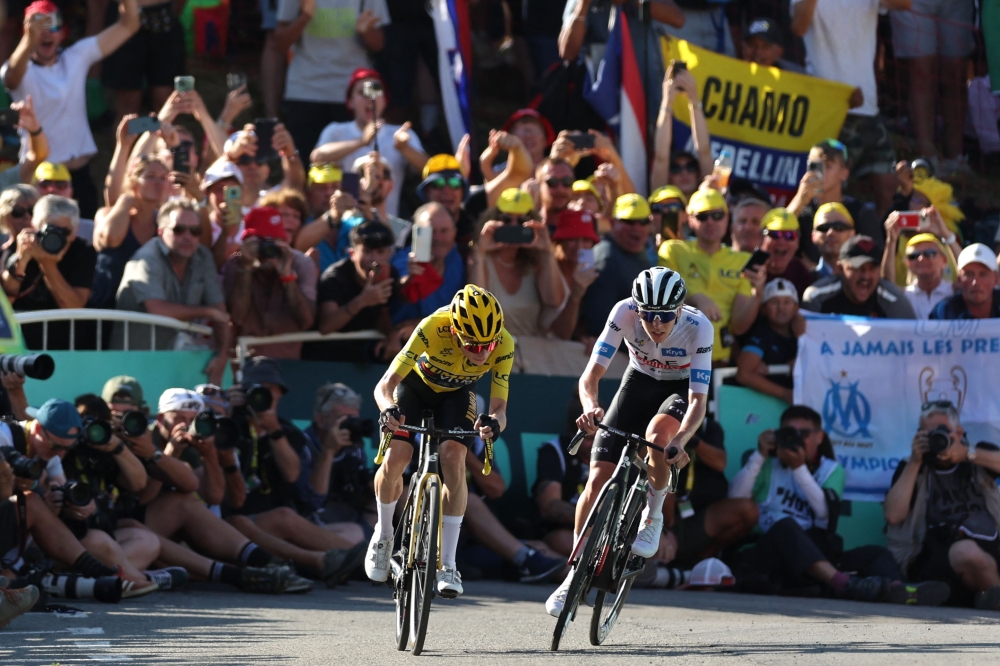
[224,358,366,586]
[1,195,97,350]
[728,405,947,605]
[0,456,40,628]
[223,207,317,359]
[885,401,1000,609]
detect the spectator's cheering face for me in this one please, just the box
[159,206,201,260]
[0,189,37,240]
[904,240,946,284]
[688,207,728,245]
[958,262,999,310]
[839,260,880,304]
[424,171,465,217]
[761,233,798,274]
[349,221,395,281]
[26,4,64,65]
[731,200,767,252]
[539,162,574,212]
[811,205,855,262]
[428,206,457,262]
[807,144,849,196]
[360,156,392,206]
[347,77,388,124]
[510,118,548,164]
[610,194,652,254]
[668,153,700,196]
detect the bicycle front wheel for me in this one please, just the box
[551,483,619,651]
[410,476,441,656]
[394,501,414,651]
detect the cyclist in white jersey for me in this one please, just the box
[546,267,713,617]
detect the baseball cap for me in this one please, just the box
[572,180,604,207]
[686,558,735,588]
[241,206,288,242]
[34,161,71,183]
[101,376,145,407]
[957,243,999,274]
[345,67,387,102]
[201,158,245,189]
[421,154,463,180]
[308,163,343,185]
[35,398,82,439]
[349,219,395,249]
[746,18,781,45]
[496,188,535,215]
[761,207,799,232]
[814,137,849,164]
[552,209,600,243]
[814,202,854,227]
[905,232,945,253]
[839,235,881,268]
[687,188,728,215]
[241,357,288,394]
[763,278,799,304]
[613,193,651,221]
[501,108,556,145]
[648,185,687,206]
[158,389,205,415]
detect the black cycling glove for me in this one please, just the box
[379,404,402,432]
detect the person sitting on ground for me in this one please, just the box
[760,208,813,297]
[1,194,96,350]
[884,400,1000,610]
[223,207,317,359]
[735,278,799,404]
[930,244,1000,320]
[729,405,948,605]
[810,202,856,280]
[802,235,915,318]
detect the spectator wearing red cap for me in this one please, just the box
[274,0,390,162]
[550,209,600,341]
[2,0,140,220]
[311,69,427,217]
[482,109,555,174]
[222,207,318,359]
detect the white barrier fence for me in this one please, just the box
[14,309,214,351]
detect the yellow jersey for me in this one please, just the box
[658,239,751,361]
[389,308,515,401]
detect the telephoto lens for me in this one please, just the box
[119,410,149,438]
[2,449,43,480]
[214,417,239,450]
[40,573,123,603]
[245,384,273,412]
[0,353,55,379]
[190,410,217,439]
[81,417,112,446]
[58,481,93,507]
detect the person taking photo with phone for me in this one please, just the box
[549,208,600,342]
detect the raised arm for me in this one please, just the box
[96,0,140,57]
[3,13,48,91]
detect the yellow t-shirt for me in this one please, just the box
[658,240,751,361]
[388,308,515,401]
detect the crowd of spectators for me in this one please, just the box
[1,0,999,628]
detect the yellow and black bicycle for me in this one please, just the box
[375,411,493,656]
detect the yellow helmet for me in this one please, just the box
[450,285,504,344]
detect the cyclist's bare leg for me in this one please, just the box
[645,413,682,491]
[573,461,616,539]
[373,438,414,505]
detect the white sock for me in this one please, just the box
[441,515,463,569]
[375,500,397,539]
[645,485,669,520]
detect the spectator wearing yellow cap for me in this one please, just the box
[571,180,603,217]
[36,162,95,244]
[760,208,813,298]
[577,194,654,340]
[659,188,765,364]
[648,185,688,247]
[891,233,953,319]
[304,163,342,220]
[811,202,855,280]
[882,205,962,291]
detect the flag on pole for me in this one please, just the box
[431,0,473,151]
[583,9,648,195]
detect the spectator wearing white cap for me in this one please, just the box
[201,158,245,268]
[736,279,799,404]
[930,244,1000,320]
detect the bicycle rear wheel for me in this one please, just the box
[551,483,619,651]
[410,477,441,656]
[394,501,414,651]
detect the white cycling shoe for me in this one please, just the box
[545,573,573,618]
[436,566,463,598]
[364,532,392,583]
[631,513,664,559]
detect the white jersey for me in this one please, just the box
[591,300,714,393]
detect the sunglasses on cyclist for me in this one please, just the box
[168,224,200,236]
[636,308,678,323]
[694,210,726,223]
[428,176,464,190]
[545,177,574,189]
[906,249,939,261]
[815,222,851,234]
[9,205,30,219]
[764,229,798,241]
[451,327,500,354]
[499,214,530,225]
[669,161,698,174]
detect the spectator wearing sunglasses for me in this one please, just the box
[352,152,408,240]
[881,204,962,292]
[536,158,575,229]
[760,208,814,298]
[416,155,476,244]
[223,122,305,212]
[648,185,688,247]
[810,202,855,280]
[930,244,1000,321]
[0,185,38,263]
[802,235,914,319]
[579,194,653,343]
[114,198,230,382]
[886,233,952,320]
[659,189,765,364]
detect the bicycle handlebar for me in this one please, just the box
[374,424,495,475]
[567,420,680,492]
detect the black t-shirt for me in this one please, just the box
[232,417,307,516]
[891,460,999,541]
[61,444,123,536]
[675,419,728,513]
[819,289,887,318]
[534,437,589,508]
[739,320,797,365]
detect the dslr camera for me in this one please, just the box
[341,416,375,443]
[80,416,113,447]
[188,410,240,450]
[258,238,282,260]
[2,448,43,480]
[116,409,150,438]
[774,427,804,452]
[926,425,952,456]
[52,480,93,507]
[36,225,69,255]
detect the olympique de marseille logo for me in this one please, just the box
[822,373,872,438]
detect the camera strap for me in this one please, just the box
[14,490,27,562]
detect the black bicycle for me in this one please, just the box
[550,420,679,651]
[375,411,494,656]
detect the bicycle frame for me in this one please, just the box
[406,416,444,571]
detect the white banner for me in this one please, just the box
[794,315,1000,501]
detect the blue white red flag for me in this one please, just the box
[431,0,473,151]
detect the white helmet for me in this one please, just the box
[632,267,687,311]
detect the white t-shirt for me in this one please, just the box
[277,0,390,104]
[314,121,423,217]
[905,279,953,320]
[1,37,105,163]
[790,0,880,117]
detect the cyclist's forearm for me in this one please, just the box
[579,360,606,413]
[375,371,404,412]
[489,398,507,432]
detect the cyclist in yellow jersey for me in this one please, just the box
[658,189,766,362]
[368,285,513,598]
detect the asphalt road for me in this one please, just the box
[1,580,999,665]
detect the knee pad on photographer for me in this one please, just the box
[657,394,688,423]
